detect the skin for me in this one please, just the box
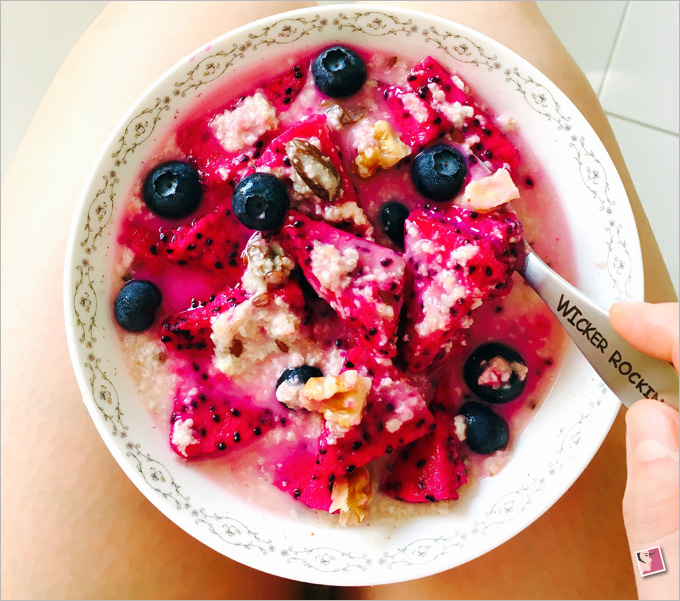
[1,1,676,599]
[1,4,316,598]
[611,303,679,600]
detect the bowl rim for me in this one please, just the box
[63,2,643,586]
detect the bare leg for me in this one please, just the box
[0,2,317,599]
[336,1,672,598]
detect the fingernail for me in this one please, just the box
[627,405,679,462]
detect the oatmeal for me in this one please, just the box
[113,44,571,525]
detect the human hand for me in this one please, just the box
[610,302,679,600]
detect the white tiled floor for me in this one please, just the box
[1,1,678,292]
[538,0,679,293]
[534,0,629,94]
[598,0,679,134]
[608,114,680,268]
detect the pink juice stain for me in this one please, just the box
[112,43,575,502]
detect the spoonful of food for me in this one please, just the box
[466,162,678,409]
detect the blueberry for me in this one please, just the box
[463,342,527,404]
[411,145,467,201]
[277,365,323,389]
[143,161,202,219]
[114,280,162,332]
[232,173,290,231]
[312,46,367,98]
[380,201,410,248]
[459,401,509,455]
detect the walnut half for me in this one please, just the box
[353,120,411,178]
[329,467,372,527]
[299,370,371,431]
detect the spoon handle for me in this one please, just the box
[519,248,678,409]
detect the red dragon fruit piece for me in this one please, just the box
[406,56,468,105]
[380,85,443,149]
[176,117,254,186]
[402,209,522,372]
[119,184,244,270]
[279,210,404,357]
[161,279,306,355]
[119,221,167,272]
[405,56,520,172]
[121,187,251,281]
[381,383,468,502]
[314,347,434,481]
[252,115,373,238]
[162,205,248,274]
[176,59,312,186]
[169,373,278,459]
[445,204,525,274]
[273,278,307,312]
[259,60,311,113]
[273,441,333,511]
[161,287,250,354]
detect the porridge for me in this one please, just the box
[113,45,571,525]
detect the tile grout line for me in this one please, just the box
[605,110,680,137]
[597,0,631,99]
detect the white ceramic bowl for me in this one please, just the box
[64,4,642,586]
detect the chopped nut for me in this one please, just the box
[329,467,372,527]
[242,232,294,295]
[463,168,519,212]
[353,120,411,178]
[300,370,371,431]
[229,338,243,357]
[285,139,341,202]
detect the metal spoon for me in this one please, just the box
[519,246,678,409]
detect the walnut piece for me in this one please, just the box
[329,467,372,527]
[299,370,371,431]
[353,120,411,178]
[241,232,295,295]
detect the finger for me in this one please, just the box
[610,302,679,370]
[623,399,679,599]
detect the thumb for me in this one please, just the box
[610,302,679,370]
[623,399,679,599]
